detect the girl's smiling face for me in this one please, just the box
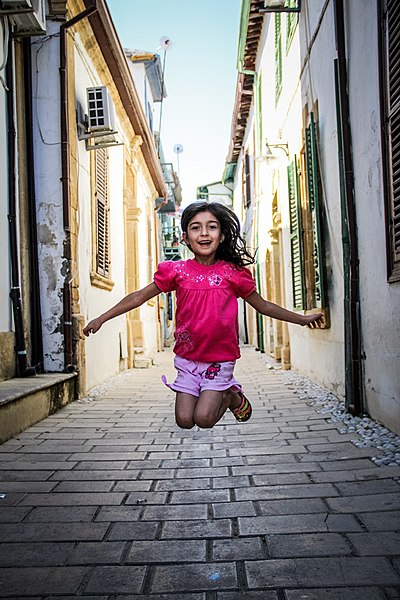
[183,210,225,265]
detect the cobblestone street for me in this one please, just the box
[0,347,400,599]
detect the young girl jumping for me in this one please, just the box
[83,201,324,429]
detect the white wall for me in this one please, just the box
[32,22,65,371]
[347,0,400,430]
[74,36,129,390]
[286,2,345,395]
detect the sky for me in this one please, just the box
[107,0,241,205]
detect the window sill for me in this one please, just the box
[90,271,115,291]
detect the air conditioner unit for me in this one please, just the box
[0,0,46,35]
[77,86,123,150]
[87,86,117,134]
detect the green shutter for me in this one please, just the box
[275,14,282,106]
[288,158,305,310]
[305,113,326,308]
[286,0,298,54]
[256,73,262,156]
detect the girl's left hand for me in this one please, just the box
[301,312,324,328]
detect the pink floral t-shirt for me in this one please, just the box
[153,259,256,362]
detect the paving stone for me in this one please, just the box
[358,511,400,531]
[334,479,400,496]
[284,589,386,600]
[94,506,142,521]
[68,541,125,564]
[115,595,206,600]
[0,522,108,542]
[309,466,400,483]
[24,506,97,522]
[326,493,400,513]
[176,467,229,479]
[84,565,146,594]
[125,491,168,505]
[0,507,31,522]
[252,472,312,485]
[245,557,400,588]
[170,489,230,504]
[108,521,158,540]
[155,478,211,491]
[49,469,141,480]
[238,513,363,535]
[212,537,265,560]
[0,542,75,566]
[212,500,256,518]
[151,562,237,593]
[18,491,125,506]
[142,504,207,521]
[0,567,88,596]
[126,539,206,563]
[235,483,338,501]
[267,533,351,557]
[319,459,375,471]
[0,481,57,492]
[347,532,400,555]
[216,593,278,600]
[257,498,327,516]
[161,519,232,539]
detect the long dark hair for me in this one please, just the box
[180,201,255,267]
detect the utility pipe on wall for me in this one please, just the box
[60,1,98,372]
[333,0,363,414]
[6,36,35,377]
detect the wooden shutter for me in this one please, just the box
[256,73,263,155]
[305,113,326,308]
[286,0,298,54]
[275,13,282,105]
[288,158,305,310]
[95,148,110,278]
[385,0,400,279]
[244,153,251,208]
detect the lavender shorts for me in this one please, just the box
[162,355,243,397]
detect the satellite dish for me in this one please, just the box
[159,36,173,51]
[173,144,183,154]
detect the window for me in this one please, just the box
[380,0,400,281]
[275,13,282,106]
[288,113,328,317]
[94,147,110,279]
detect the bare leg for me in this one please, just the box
[193,390,233,429]
[175,392,198,429]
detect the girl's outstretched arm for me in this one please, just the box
[245,291,324,329]
[83,282,162,336]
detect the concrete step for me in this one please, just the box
[0,373,76,443]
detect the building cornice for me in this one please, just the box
[81,0,166,197]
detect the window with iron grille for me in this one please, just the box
[94,148,110,278]
[288,113,328,316]
[275,13,282,106]
[380,0,400,281]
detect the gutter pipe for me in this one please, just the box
[60,1,98,372]
[6,36,35,377]
[333,0,363,414]
[23,38,43,371]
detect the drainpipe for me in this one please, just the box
[333,0,363,414]
[60,1,98,372]
[23,38,43,371]
[6,36,36,377]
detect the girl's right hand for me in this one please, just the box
[83,317,104,337]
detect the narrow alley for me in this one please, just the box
[0,347,399,598]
